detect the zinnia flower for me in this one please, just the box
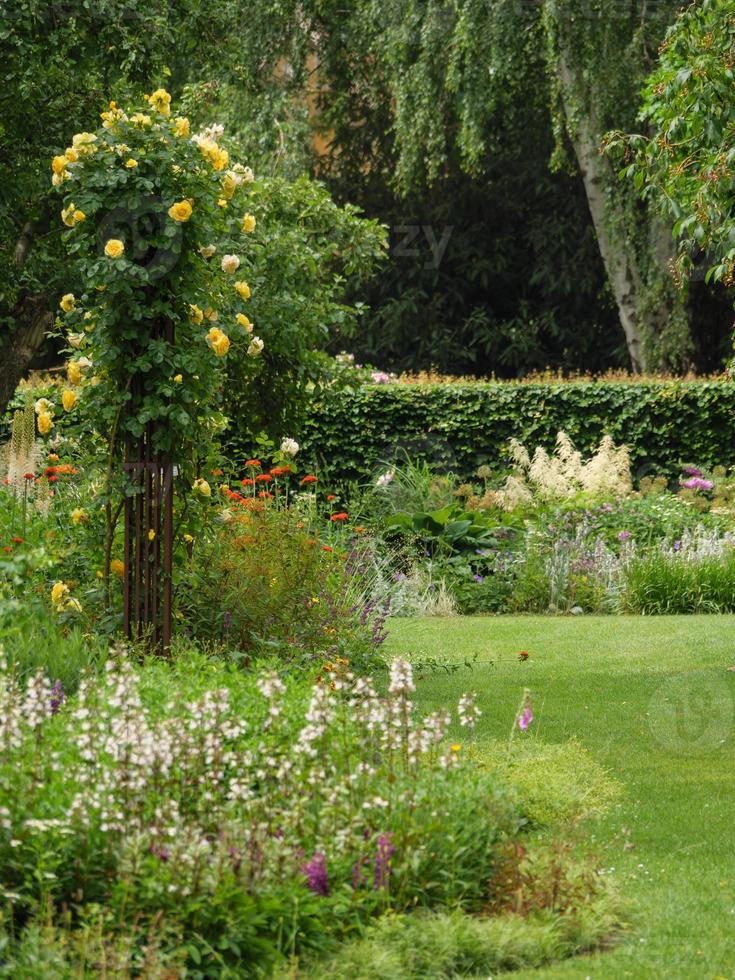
[330,512,348,522]
[301,475,318,485]
[244,459,261,468]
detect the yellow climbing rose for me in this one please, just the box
[174,117,190,137]
[241,213,256,233]
[60,293,76,312]
[67,361,82,385]
[236,313,253,333]
[38,412,53,436]
[104,239,125,258]
[234,281,251,300]
[168,200,193,222]
[62,389,78,411]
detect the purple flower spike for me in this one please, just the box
[373,832,395,890]
[49,680,64,715]
[518,695,534,732]
[302,852,329,896]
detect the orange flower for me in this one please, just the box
[301,475,318,485]
[258,490,273,499]
[326,494,337,501]
[322,545,333,552]
[354,526,366,534]
[330,512,349,522]
[211,468,224,477]
[270,465,292,477]
[244,459,261,468]
[255,473,272,483]
[518,650,530,662]
[241,477,255,487]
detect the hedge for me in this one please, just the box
[297,380,735,485]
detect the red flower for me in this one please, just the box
[258,490,273,499]
[518,651,529,662]
[326,494,337,501]
[255,473,272,483]
[354,526,366,534]
[44,467,57,476]
[301,475,318,485]
[244,459,261,468]
[270,465,292,477]
[241,477,255,487]
[322,545,333,552]
[330,512,349,522]
[211,468,224,477]
[11,537,23,544]
[2,546,11,553]
[24,473,35,480]
[49,475,58,483]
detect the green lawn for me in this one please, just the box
[385,616,735,980]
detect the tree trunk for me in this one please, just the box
[0,296,53,416]
[556,49,648,372]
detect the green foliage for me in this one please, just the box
[609,0,735,293]
[622,550,735,614]
[298,379,735,485]
[384,505,502,558]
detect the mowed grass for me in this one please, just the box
[385,616,735,980]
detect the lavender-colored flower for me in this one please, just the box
[370,371,393,384]
[473,574,483,584]
[518,694,533,732]
[302,852,329,896]
[682,465,703,477]
[49,680,64,715]
[673,539,681,552]
[617,530,632,542]
[681,477,714,492]
[373,832,395,890]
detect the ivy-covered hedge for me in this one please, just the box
[298,381,735,484]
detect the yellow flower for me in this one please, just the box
[149,88,172,115]
[104,239,125,258]
[241,213,256,233]
[204,307,218,321]
[50,581,70,608]
[207,327,230,357]
[51,155,67,175]
[183,533,194,543]
[110,559,125,577]
[34,398,53,416]
[71,508,86,525]
[168,200,193,222]
[174,116,190,137]
[193,477,211,497]
[66,597,83,613]
[217,198,228,208]
[38,412,53,436]
[236,313,253,333]
[222,173,237,199]
[199,244,216,259]
[221,254,240,274]
[450,743,462,753]
[234,281,251,300]
[67,361,82,385]
[189,304,204,324]
[72,132,97,150]
[61,205,76,227]
[210,146,229,171]
[130,112,152,127]
[60,293,76,313]
[73,210,85,223]
[64,147,79,163]
[173,374,183,384]
[148,529,156,541]
[125,158,138,168]
[62,389,78,411]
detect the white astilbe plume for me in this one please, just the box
[508,437,530,470]
[580,435,632,497]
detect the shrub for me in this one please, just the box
[297,379,735,485]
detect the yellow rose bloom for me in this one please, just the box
[61,205,76,227]
[234,281,251,300]
[204,307,218,321]
[72,132,97,147]
[110,559,125,577]
[193,477,211,497]
[62,389,78,411]
[183,533,194,544]
[50,582,70,608]
[174,116,190,137]
[148,529,156,542]
[67,361,82,385]
[173,374,183,384]
[51,155,67,175]
[236,313,253,333]
[125,158,138,168]
[73,210,86,223]
[199,244,216,258]
[210,147,229,171]
[241,213,256,233]
[149,88,172,116]
[60,293,76,312]
[222,173,237,199]
[71,508,87,525]
[64,147,79,163]
[130,112,152,127]
[104,239,125,258]
[38,412,53,436]
[189,304,204,325]
[212,333,230,357]
[168,200,193,222]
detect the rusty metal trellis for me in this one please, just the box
[122,316,175,653]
